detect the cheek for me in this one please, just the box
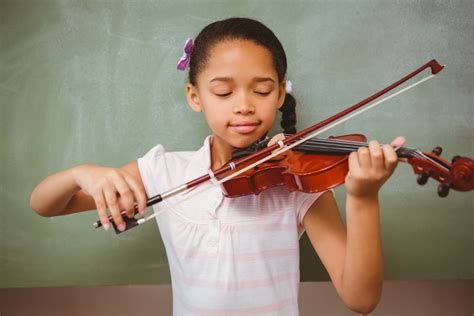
[202,107,228,128]
[267,111,278,125]
[260,99,280,118]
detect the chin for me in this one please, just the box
[229,134,264,149]
[229,139,253,149]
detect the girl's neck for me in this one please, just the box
[209,135,234,171]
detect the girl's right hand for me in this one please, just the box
[72,164,147,231]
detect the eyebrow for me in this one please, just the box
[209,77,275,83]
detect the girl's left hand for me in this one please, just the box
[345,136,406,199]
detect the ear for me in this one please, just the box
[186,83,203,112]
[277,81,286,109]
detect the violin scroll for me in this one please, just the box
[407,146,474,197]
[449,156,474,189]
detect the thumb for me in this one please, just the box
[267,133,285,147]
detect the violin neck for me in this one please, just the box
[294,138,416,158]
[231,136,419,160]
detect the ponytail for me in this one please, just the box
[279,93,297,134]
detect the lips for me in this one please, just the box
[229,121,261,134]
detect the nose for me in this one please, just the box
[233,91,255,115]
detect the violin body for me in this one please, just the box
[218,134,367,197]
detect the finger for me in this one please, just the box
[347,151,359,176]
[103,184,125,231]
[382,144,399,172]
[368,140,384,172]
[111,174,136,218]
[123,174,148,217]
[389,136,406,165]
[398,157,409,163]
[390,136,406,149]
[357,146,371,170]
[94,191,110,231]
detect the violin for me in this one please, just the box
[221,134,473,198]
[92,59,473,234]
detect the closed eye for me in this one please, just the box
[215,92,232,97]
[215,91,270,97]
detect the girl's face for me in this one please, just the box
[186,39,286,154]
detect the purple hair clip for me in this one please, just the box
[176,38,193,71]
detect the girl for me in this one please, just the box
[30,17,404,315]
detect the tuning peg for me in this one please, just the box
[432,146,442,156]
[417,173,429,185]
[437,183,450,197]
[451,155,460,163]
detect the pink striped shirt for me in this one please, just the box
[138,136,326,315]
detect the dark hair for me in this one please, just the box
[188,17,297,134]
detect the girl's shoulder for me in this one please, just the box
[137,137,212,195]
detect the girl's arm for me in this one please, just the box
[303,192,382,315]
[30,161,147,231]
[302,138,403,314]
[30,164,93,217]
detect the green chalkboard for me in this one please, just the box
[1,0,472,288]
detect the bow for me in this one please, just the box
[176,38,193,71]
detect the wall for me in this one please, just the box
[1,0,472,288]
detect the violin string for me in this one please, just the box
[300,139,367,151]
[293,138,420,157]
[296,141,414,154]
[295,144,419,158]
[299,137,396,150]
[296,138,449,171]
[322,139,419,157]
[414,150,450,171]
[283,133,368,147]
